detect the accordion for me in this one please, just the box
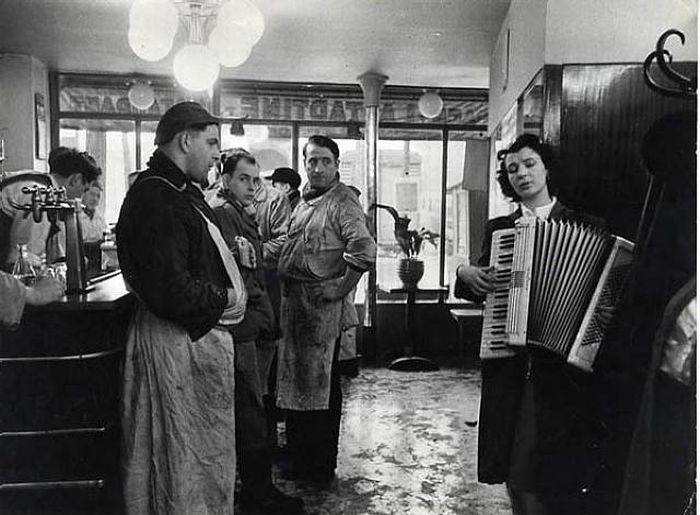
[480,217,634,372]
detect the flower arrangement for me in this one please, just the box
[371,203,440,259]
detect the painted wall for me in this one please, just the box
[0,54,50,173]
[546,0,697,64]
[488,0,547,133]
[489,0,697,134]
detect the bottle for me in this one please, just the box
[12,244,37,286]
[100,229,118,271]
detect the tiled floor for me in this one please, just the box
[273,363,512,515]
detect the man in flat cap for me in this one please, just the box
[117,101,247,514]
[268,166,302,211]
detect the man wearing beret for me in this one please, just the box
[117,101,246,514]
[268,166,302,211]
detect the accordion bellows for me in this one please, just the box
[480,217,634,372]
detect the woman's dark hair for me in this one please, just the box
[221,148,256,176]
[496,133,557,202]
[303,135,340,161]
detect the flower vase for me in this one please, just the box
[397,257,424,290]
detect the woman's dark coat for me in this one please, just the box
[455,201,608,498]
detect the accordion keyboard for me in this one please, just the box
[480,228,518,360]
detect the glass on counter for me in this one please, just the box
[12,244,37,286]
[12,244,69,288]
[39,262,68,288]
[100,229,119,272]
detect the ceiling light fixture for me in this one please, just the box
[128,0,264,92]
[229,119,245,136]
[128,81,156,110]
[418,90,444,119]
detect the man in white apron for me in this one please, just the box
[116,102,246,515]
[277,135,376,483]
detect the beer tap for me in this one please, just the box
[9,185,90,294]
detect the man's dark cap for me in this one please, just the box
[266,167,301,189]
[154,101,219,145]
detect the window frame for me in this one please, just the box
[51,72,488,303]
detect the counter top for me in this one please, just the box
[30,272,132,312]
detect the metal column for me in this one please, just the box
[357,72,388,351]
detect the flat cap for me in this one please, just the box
[266,167,301,189]
[155,101,219,145]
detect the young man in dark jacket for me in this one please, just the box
[209,148,303,515]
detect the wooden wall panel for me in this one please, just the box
[542,64,562,147]
[555,63,695,239]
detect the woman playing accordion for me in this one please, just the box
[455,134,609,515]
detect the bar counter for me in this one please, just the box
[0,272,134,506]
[28,270,132,312]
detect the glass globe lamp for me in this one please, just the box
[173,44,220,92]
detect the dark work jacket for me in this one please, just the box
[116,150,229,341]
[455,201,610,499]
[210,190,276,343]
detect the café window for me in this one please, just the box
[395,183,418,212]
[55,73,207,223]
[221,122,293,174]
[444,132,490,302]
[58,118,135,224]
[55,73,488,303]
[139,121,158,170]
[376,129,443,295]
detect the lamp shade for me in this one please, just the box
[173,44,220,91]
[128,82,156,110]
[219,0,265,45]
[418,91,444,119]
[208,24,253,67]
[128,0,178,62]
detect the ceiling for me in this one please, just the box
[0,0,511,89]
